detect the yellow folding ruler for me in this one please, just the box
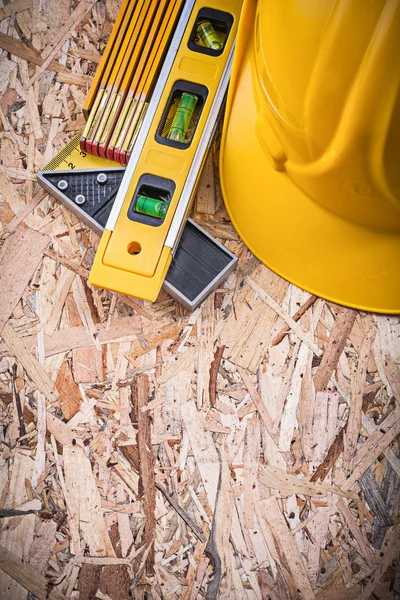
[88,0,243,301]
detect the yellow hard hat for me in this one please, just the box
[220,0,400,313]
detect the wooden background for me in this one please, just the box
[0,1,399,599]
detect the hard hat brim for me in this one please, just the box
[220,1,400,314]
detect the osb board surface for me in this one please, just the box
[0,1,399,599]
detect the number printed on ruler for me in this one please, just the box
[64,148,87,170]
[43,131,122,173]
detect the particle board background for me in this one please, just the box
[0,1,400,599]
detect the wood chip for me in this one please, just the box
[6,189,47,233]
[0,226,48,332]
[72,276,102,351]
[63,444,115,557]
[180,400,219,511]
[195,150,217,214]
[313,309,357,392]
[0,316,141,357]
[2,323,59,403]
[356,523,400,600]
[135,374,155,574]
[335,406,400,492]
[0,545,67,600]
[260,496,316,600]
[337,499,374,569]
[27,520,57,571]
[0,32,91,86]
[358,468,392,527]
[271,295,317,347]
[220,264,289,372]
[258,464,357,499]
[343,326,376,472]
[0,0,32,20]
[209,344,224,408]
[29,0,97,87]
[245,277,321,356]
[0,451,36,600]
[55,358,83,420]
[238,365,276,441]
[369,458,400,549]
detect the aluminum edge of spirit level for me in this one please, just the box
[163,218,238,311]
[105,0,196,232]
[165,41,236,253]
[36,167,125,234]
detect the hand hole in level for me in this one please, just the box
[127,241,141,255]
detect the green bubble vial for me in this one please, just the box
[135,195,168,219]
[167,92,198,142]
[196,20,223,50]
